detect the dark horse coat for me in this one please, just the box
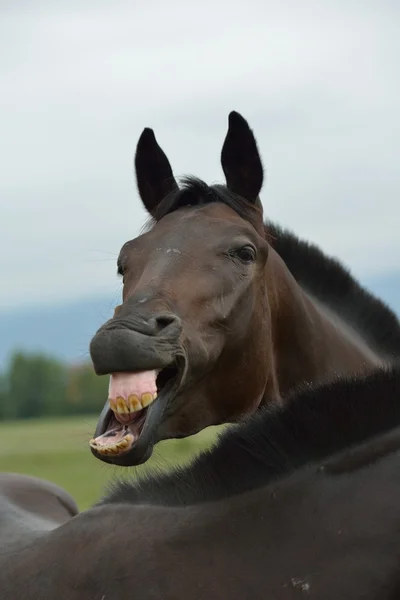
[2,366,400,599]
[89,111,400,468]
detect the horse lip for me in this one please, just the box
[90,355,186,466]
[89,325,182,376]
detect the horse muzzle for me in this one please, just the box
[89,312,183,375]
[88,312,185,466]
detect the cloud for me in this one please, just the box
[0,0,399,309]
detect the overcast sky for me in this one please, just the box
[1,0,399,310]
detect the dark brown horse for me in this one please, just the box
[2,366,400,599]
[89,111,400,467]
[0,472,78,547]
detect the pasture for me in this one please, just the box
[0,415,221,510]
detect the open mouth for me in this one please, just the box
[89,362,181,464]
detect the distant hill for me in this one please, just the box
[0,295,116,369]
[0,274,399,370]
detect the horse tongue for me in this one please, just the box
[109,371,158,401]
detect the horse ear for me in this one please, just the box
[134,128,179,215]
[220,111,264,203]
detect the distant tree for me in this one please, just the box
[5,351,67,419]
[0,351,107,421]
[0,373,7,420]
[65,362,108,415]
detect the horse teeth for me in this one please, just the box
[128,394,141,411]
[141,392,154,407]
[109,392,158,414]
[89,432,135,455]
[97,444,120,455]
[116,397,129,414]
[92,445,109,454]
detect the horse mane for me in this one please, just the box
[144,176,263,232]
[267,222,400,360]
[101,365,400,508]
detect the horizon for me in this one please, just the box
[0,258,399,370]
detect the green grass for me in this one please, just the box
[0,415,223,510]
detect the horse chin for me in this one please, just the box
[89,358,185,467]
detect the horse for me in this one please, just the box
[88,111,400,467]
[0,472,78,546]
[2,366,400,599]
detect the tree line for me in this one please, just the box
[0,351,108,420]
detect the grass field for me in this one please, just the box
[0,415,222,510]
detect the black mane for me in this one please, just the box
[146,176,263,231]
[102,365,400,507]
[268,222,400,360]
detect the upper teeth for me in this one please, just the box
[110,392,157,415]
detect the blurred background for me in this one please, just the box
[1,0,399,510]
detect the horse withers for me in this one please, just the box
[89,111,400,467]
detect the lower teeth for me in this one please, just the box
[89,432,134,454]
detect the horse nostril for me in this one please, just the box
[150,313,181,333]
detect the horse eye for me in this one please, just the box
[232,245,256,263]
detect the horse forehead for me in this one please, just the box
[122,205,251,259]
[186,202,246,224]
[152,204,249,242]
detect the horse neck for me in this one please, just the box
[264,248,383,400]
